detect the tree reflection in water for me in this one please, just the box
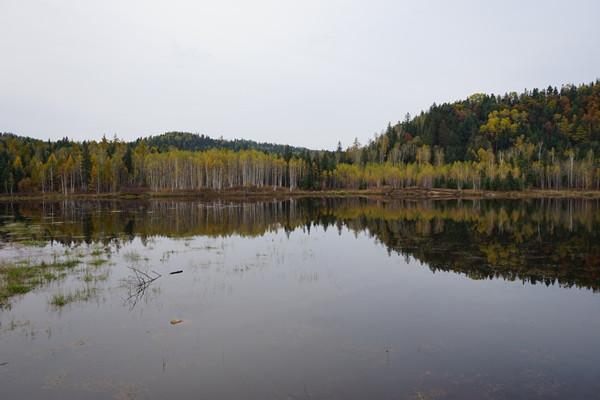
[1,197,599,291]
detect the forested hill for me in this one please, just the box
[0,81,599,195]
[360,80,600,164]
[137,131,309,155]
[0,131,308,156]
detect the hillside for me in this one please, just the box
[137,131,309,156]
[1,81,599,195]
[359,80,600,164]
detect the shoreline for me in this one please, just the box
[1,187,600,202]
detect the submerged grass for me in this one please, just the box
[50,288,97,307]
[52,259,82,269]
[123,250,148,263]
[0,221,115,307]
[1,263,40,305]
[90,247,104,257]
[6,282,30,295]
[0,257,85,307]
[82,271,109,282]
[88,258,109,267]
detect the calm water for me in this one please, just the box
[0,198,599,399]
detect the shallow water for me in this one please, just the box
[0,198,599,399]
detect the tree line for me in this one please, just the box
[1,81,599,194]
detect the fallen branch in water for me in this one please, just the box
[124,267,162,310]
[129,267,161,284]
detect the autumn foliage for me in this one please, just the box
[1,81,599,194]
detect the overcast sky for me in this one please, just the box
[1,0,599,149]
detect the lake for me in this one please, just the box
[1,197,599,399]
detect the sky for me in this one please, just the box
[1,0,599,150]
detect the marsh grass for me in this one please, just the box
[89,247,105,257]
[123,250,148,263]
[0,220,118,307]
[0,258,82,307]
[54,259,81,269]
[50,288,97,307]
[82,271,109,282]
[43,272,60,281]
[6,282,30,295]
[88,258,109,267]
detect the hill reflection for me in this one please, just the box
[1,197,599,290]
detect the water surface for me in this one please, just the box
[1,198,599,399]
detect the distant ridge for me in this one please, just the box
[136,131,310,156]
[0,131,312,156]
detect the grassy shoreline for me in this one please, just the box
[1,187,600,202]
